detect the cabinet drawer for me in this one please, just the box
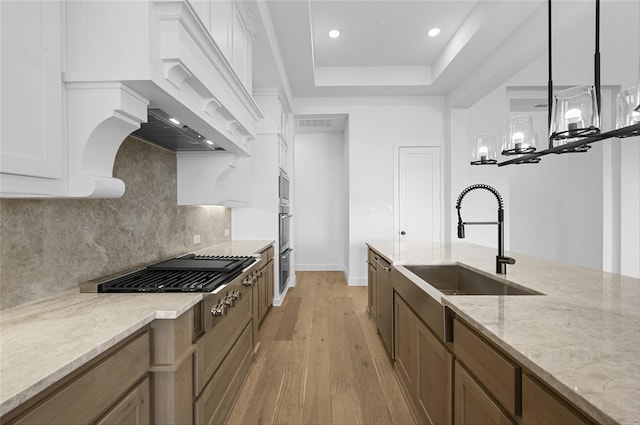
[453,318,520,417]
[265,246,274,262]
[522,374,592,425]
[256,246,275,268]
[13,331,150,425]
[194,322,253,425]
[194,286,252,395]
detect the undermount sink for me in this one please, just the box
[403,264,543,296]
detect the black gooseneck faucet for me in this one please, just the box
[455,184,516,274]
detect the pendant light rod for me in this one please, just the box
[547,0,553,149]
[595,0,601,116]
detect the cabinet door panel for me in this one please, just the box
[454,362,515,425]
[522,374,592,425]
[94,378,150,425]
[394,295,417,393]
[418,323,453,425]
[1,1,62,179]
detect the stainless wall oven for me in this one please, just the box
[279,205,290,252]
[279,204,292,294]
[279,171,289,205]
[279,248,291,294]
[278,172,291,294]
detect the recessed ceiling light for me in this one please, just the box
[169,117,181,125]
[427,28,441,37]
[328,29,340,39]
[205,140,214,145]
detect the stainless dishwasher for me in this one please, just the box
[374,255,393,361]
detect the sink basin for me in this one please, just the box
[403,265,543,296]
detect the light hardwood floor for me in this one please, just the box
[227,271,417,425]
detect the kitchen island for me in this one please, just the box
[0,240,273,420]
[367,241,639,425]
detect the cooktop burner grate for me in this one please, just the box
[96,255,255,293]
[146,254,255,272]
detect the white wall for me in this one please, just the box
[294,132,348,271]
[448,89,511,250]
[620,140,640,278]
[294,96,446,285]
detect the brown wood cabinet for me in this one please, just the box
[418,320,453,425]
[454,361,515,425]
[94,377,150,425]
[367,248,377,323]
[194,322,253,425]
[386,261,599,425]
[394,294,453,425]
[375,254,393,359]
[522,373,593,425]
[256,246,275,326]
[394,294,418,394]
[453,317,521,418]
[149,306,195,425]
[4,330,150,425]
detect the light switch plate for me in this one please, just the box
[193,234,201,244]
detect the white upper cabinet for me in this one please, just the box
[253,88,292,141]
[1,1,66,196]
[1,0,261,199]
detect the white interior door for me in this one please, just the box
[398,146,441,244]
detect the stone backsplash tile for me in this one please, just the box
[0,137,231,309]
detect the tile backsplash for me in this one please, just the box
[0,137,231,309]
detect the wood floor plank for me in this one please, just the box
[227,271,417,425]
[337,296,394,425]
[274,297,302,341]
[328,295,363,424]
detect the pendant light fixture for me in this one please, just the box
[616,86,640,130]
[495,0,640,167]
[549,85,599,150]
[471,135,498,165]
[502,115,537,155]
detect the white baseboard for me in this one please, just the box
[295,264,346,272]
[348,277,368,286]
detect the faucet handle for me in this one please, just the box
[497,256,516,265]
[496,256,516,274]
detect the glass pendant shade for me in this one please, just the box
[616,86,640,129]
[550,85,600,146]
[501,115,536,155]
[470,135,497,165]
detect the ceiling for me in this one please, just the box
[249,0,639,109]
[251,0,550,102]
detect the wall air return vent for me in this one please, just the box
[297,118,333,129]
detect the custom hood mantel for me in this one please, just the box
[1,0,261,199]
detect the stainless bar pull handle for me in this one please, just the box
[374,257,391,272]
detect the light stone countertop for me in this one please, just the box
[368,241,640,425]
[0,240,273,418]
